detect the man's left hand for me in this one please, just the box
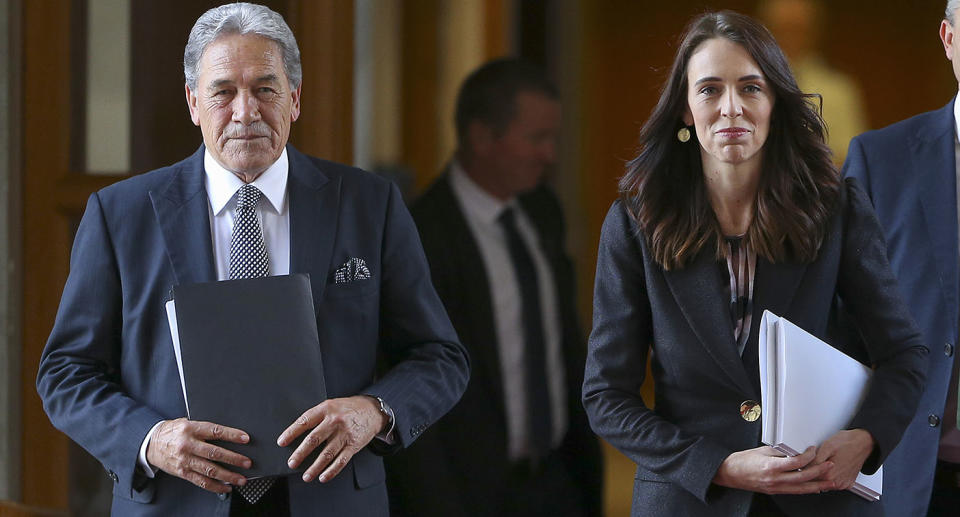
[810,428,876,491]
[278,395,387,483]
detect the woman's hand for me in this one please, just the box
[809,429,875,490]
[713,446,836,494]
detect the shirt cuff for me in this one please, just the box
[138,421,165,478]
[369,396,397,445]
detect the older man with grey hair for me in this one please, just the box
[842,1,960,515]
[35,3,469,516]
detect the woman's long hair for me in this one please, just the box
[620,10,840,270]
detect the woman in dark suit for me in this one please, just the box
[582,11,927,516]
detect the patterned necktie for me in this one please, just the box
[498,207,553,459]
[229,184,269,280]
[229,184,274,503]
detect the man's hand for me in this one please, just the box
[278,395,388,483]
[713,446,836,494]
[146,418,251,494]
[809,429,875,490]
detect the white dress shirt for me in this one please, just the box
[205,149,291,279]
[449,161,567,460]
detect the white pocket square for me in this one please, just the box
[333,257,371,284]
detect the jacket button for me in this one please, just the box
[930,414,941,427]
[945,343,954,357]
[739,400,761,422]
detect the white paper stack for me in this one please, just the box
[758,310,881,501]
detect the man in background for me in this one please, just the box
[842,2,960,514]
[386,58,603,517]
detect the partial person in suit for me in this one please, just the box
[35,3,469,516]
[582,11,927,516]
[385,58,603,516]
[841,2,960,514]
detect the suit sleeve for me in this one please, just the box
[363,183,471,452]
[582,201,731,502]
[838,179,928,473]
[36,193,163,502]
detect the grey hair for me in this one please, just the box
[184,3,301,91]
[949,0,960,24]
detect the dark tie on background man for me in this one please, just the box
[229,184,274,505]
[498,207,552,459]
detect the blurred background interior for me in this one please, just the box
[0,0,953,515]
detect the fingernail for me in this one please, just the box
[319,475,327,483]
[302,473,310,482]
[244,460,252,468]
[277,437,284,446]
[240,434,249,443]
[288,458,296,467]
[237,478,246,486]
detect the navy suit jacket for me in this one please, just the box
[842,99,959,516]
[583,181,927,516]
[36,145,470,516]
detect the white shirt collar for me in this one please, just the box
[449,159,516,224]
[953,95,960,143]
[204,148,289,216]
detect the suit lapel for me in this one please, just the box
[150,147,216,287]
[286,146,339,308]
[748,258,807,350]
[744,257,808,396]
[435,175,506,408]
[663,244,755,394]
[915,99,959,315]
[664,243,808,396]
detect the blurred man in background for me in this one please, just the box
[386,58,603,517]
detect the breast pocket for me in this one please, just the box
[315,284,380,396]
[323,279,378,300]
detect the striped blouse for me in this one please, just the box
[725,235,756,356]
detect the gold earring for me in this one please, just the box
[677,127,691,143]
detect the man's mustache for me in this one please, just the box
[223,123,271,139]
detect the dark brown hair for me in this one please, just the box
[619,10,840,270]
[454,58,558,153]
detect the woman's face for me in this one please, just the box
[683,38,774,170]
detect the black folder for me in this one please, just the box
[171,274,326,479]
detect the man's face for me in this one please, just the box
[186,33,301,179]
[941,15,960,90]
[471,92,561,199]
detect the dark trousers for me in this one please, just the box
[230,476,291,517]
[748,493,788,516]
[928,460,960,517]
[500,451,584,517]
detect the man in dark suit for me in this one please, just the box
[35,3,469,516]
[841,2,960,514]
[385,58,603,516]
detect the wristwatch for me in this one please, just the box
[368,395,395,434]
